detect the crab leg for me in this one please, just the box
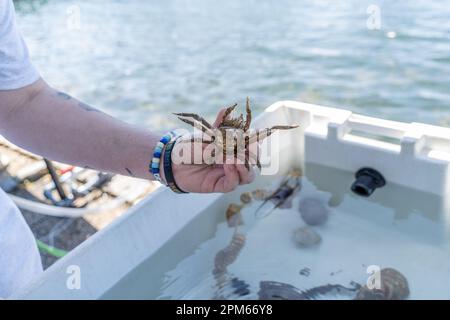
[175,117,215,135]
[243,97,252,132]
[237,114,244,128]
[247,125,299,144]
[221,103,238,125]
[173,112,214,129]
[173,113,216,137]
[246,131,264,145]
[177,136,214,144]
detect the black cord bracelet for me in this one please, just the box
[163,139,188,194]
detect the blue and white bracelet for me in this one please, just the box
[150,130,178,182]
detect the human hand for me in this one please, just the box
[162,109,256,193]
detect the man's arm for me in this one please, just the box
[0,79,157,179]
[0,0,253,193]
[0,79,254,192]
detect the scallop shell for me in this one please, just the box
[355,268,409,300]
[299,198,329,226]
[252,189,269,201]
[258,281,303,300]
[293,226,321,247]
[240,192,252,204]
[226,203,243,227]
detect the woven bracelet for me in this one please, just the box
[163,139,188,194]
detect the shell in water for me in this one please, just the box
[240,192,252,204]
[213,232,246,275]
[299,198,329,226]
[252,189,269,201]
[293,226,321,248]
[226,203,243,227]
[355,268,409,300]
[258,281,304,300]
[258,281,360,300]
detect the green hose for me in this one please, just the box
[36,239,68,258]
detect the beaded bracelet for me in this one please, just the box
[150,130,177,182]
[163,138,188,194]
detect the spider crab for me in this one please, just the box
[174,98,298,169]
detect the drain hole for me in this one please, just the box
[352,185,370,197]
[351,168,386,197]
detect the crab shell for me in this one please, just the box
[240,192,252,204]
[213,127,252,154]
[293,226,322,248]
[355,268,410,300]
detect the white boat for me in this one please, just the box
[12,101,450,300]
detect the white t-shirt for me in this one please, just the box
[0,0,43,297]
[0,0,39,89]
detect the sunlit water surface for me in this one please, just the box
[14,0,450,129]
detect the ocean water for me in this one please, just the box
[15,0,450,129]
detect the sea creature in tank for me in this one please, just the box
[251,189,270,201]
[297,283,361,300]
[299,197,330,226]
[213,231,249,299]
[225,203,244,227]
[293,226,322,248]
[213,231,246,276]
[258,281,304,300]
[258,281,360,300]
[255,168,303,218]
[213,274,251,300]
[174,98,298,169]
[240,192,252,204]
[355,268,409,300]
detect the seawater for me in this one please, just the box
[102,164,450,300]
[15,0,450,128]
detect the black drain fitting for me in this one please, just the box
[351,168,386,197]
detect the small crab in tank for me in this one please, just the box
[174,98,299,169]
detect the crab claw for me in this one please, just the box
[223,103,238,121]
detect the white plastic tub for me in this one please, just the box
[13,101,450,299]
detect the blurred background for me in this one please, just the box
[15,0,450,128]
[8,0,450,267]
